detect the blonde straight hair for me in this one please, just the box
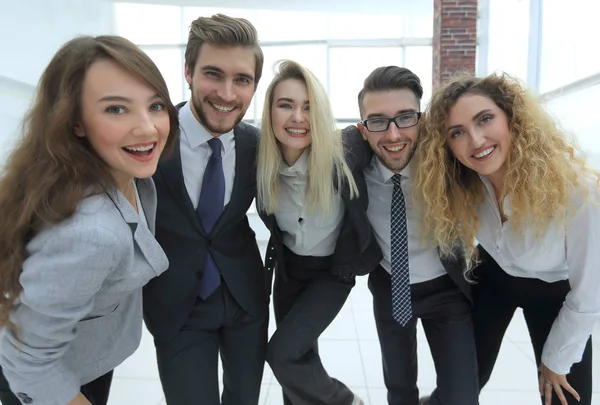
[257,60,358,216]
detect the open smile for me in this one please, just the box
[209,101,235,114]
[122,142,157,162]
[285,127,309,138]
[382,144,407,155]
[471,145,496,160]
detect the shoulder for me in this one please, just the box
[236,121,259,137]
[32,192,130,251]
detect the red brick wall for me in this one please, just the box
[432,0,478,88]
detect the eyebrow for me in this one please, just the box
[447,109,493,131]
[366,109,416,119]
[201,65,255,82]
[98,94,162,103]
[276,97,309,104]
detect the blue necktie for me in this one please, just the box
[391,174,412,326]
[197,137,224,299]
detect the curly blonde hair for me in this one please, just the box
[414,72,599,266]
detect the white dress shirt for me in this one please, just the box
[274,150,345,257]
[364,157,446,284]
[476,175,600,374]
[179,101,236,209]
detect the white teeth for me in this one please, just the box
[474,146,494,158]
[210,102,234,112]
[385,145,406,152]
[124,144,154,152]
[286,128,307,135]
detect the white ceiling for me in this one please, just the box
[113,0,432,15]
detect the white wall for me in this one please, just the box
[0,0,114,163]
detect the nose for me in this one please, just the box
[291,107,305,123]
[133,111,159,137]
[385,122,403,141]
[469,128,486,148]
[216,80,236,103]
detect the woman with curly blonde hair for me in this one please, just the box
[414,72,598,405]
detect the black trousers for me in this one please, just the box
[154,281,268,405]
[368,266,479,405]
[0,368,113,405]
[266,249,355,405]
[472,247,593,405]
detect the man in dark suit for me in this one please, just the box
[142,14,268,405]
[343,66,479,405]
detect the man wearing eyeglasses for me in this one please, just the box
[342,66,479,405]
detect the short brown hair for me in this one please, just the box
[185,13,264,86]
[358,66,423,117]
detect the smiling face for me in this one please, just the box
[76,58,170,191]
[185,43,257,137]
[358,89,420,173]
[445,93,512,185]
[270,78,312,166]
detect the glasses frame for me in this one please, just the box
[361,112,422,132]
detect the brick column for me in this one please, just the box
[432,0,478,88]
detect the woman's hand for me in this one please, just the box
[538,362,580,405]
[67,392,92,405]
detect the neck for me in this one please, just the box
[282,148,305,167]
[114,175,138,212]
[485,165,507,201]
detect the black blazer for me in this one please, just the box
[340,126,472,303]
[143,114,266,342]
[261,133,383,283]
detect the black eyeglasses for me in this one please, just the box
[361,112,422,132]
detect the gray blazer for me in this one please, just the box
[0,178,169,405]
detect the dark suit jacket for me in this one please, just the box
[261,134,383,283]
[340,125,472,303]
[143,115,266,343]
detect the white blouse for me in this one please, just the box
[274,151,344,257]
[476,175,600,374]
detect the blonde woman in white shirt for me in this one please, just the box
[257,60,382,405]
[414,72,599,405]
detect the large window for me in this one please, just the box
[329,47,404,119]
[113,3,434,123]
[485,0,530,82]
[539,0,600,92]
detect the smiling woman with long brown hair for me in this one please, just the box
[0,35,178,405]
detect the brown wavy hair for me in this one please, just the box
[0,35,179,327]
[414,72,599,266]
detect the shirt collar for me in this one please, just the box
[180,100,234,150]
[372,155,413,184]
[279,149,309,177]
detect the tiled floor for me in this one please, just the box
[109,218,600,404]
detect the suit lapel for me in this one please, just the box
[109,180,169,275]
[158,141,205,235]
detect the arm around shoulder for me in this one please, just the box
[341,125,372,172]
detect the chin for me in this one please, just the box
[133,167,159,180]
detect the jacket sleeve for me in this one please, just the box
[0,224,124,405]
